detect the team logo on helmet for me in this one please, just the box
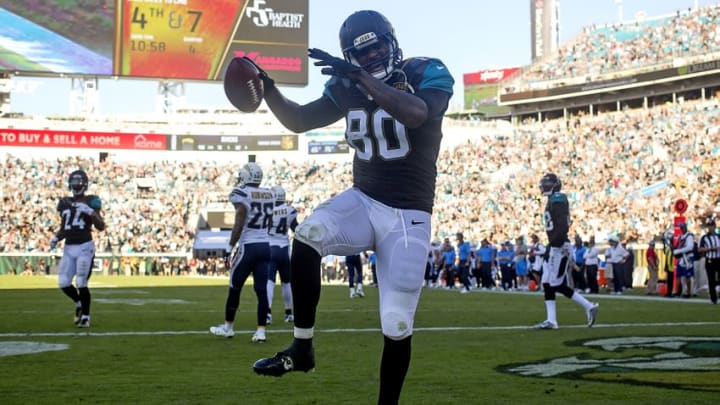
[241,162,263,185]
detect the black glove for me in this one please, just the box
[308,48,361,79]
[242,57,274,87]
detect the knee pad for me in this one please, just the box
[75,275,89,289]
[75,257,92,288]
[294,220,328,254]
[58,273,73,289]
[381,311,412,340]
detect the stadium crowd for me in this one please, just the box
[503,4,720,92]
[1,98,717,258]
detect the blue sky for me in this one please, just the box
[7,0,716,115]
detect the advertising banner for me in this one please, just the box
[0,128,167,150]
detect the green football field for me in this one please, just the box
[1,275,718,404]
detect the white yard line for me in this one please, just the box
[1,321,719,338]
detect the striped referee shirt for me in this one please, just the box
[700,232,720,259]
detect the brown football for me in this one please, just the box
[224,57,264,113]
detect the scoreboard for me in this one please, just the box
[0,0,308,84]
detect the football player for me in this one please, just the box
[52,169,105,328]
[243,10,454,404]
[209,163,274,343]
[345,253,365,298]
[266,185,298,323]
[528,233,545,291]
[534,173,599,330]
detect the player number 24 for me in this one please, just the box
[61,208,86,230]
[346,109,409,161]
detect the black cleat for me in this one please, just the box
[253,346,315,377]
[74,307,82,325]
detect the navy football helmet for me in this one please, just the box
[68,169,88,196]
[339,10,402,80]
[539,173,561,196]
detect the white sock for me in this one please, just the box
[545,300,557,324]
[266,280,275,308]
[571,291,593,310]
[294,327,314,339]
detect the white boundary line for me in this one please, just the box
[1,321,719,338]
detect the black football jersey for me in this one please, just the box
[543,192,570,247]
[322,57,454,213]
[56,195,99,245]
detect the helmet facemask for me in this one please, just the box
[68,172,88,197]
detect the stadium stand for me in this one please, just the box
[502,4,720,93]
[1,3,718,281]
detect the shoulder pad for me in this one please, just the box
[549,192,568,203]
[399,57,453,94]
[57,197,72,211]
[88,195,102,210]
[229,186,249,203]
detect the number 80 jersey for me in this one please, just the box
[322,57,454,214]
[229,184,275,245]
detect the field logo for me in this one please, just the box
[500,336,720,391]
[0,342,69,357]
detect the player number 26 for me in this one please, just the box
[346,109,410,161]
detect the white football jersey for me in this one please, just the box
[228,184,274,245]
[268,202,298,247]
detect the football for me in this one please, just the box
[224,57,264,113]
